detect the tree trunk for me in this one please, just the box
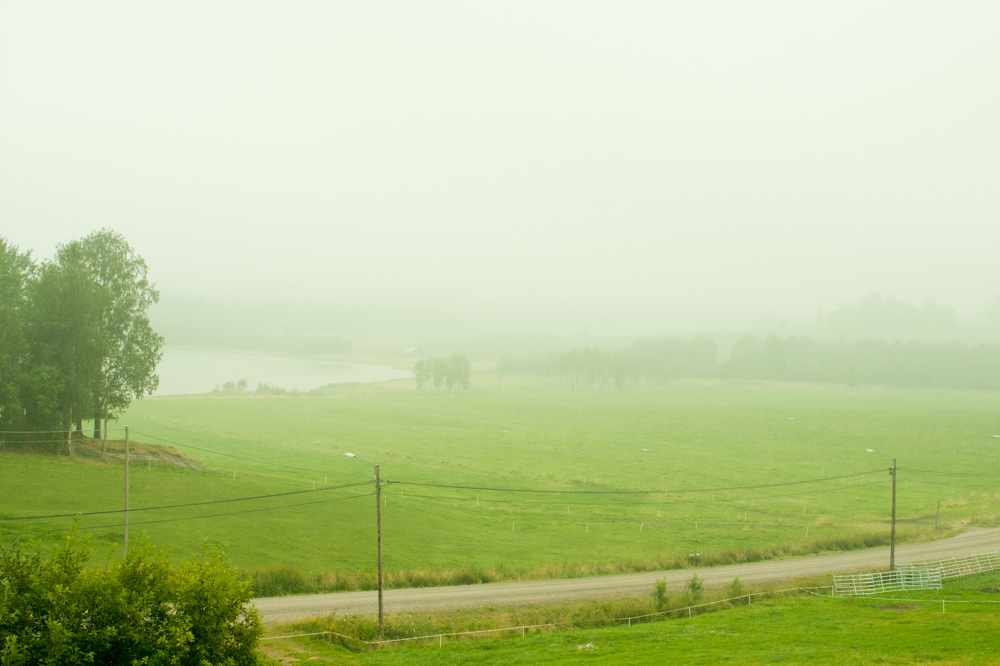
[101,407,108,460]
[94,398,102,440]
[64,408,74,458]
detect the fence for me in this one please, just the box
[833,551,1000,597]
[260,585,832,650]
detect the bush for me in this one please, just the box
[0,533,264,665]
[686,573,704,603]
[651,578,669,612]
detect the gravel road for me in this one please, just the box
[254,528,1000,624]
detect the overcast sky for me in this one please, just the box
[2,1,998,334]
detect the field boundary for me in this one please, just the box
[833,551,1000,597]
[261,585,832,649]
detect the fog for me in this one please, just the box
[3,1,998,335]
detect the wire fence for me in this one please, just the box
[260,585,833,650]
[842,595,1000,613]
[263,564,1000,651]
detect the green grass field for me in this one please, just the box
[3,375,1000,590]
[265,570,1000,665]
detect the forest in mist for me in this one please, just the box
[152,290,1000,357]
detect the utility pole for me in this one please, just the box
[866,449,897,572]
[346,452,384,630]
[124,425,130,559]
[375,463,384,630]
[889,456,897,571]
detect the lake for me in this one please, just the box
[153,348,411,396]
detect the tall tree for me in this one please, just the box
[57,229,164,443]
[0,238,35,431]
[25,246,104,451]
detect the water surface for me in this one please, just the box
[154,348,410,396]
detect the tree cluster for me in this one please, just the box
[519,333,1000,392]
[413,354,471,390]
[0,535,263,665]
[527,337,718,389]
[721,334,1000,390]
[0,231,164,441]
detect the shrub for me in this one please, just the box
[686,573,704,602]
[0,534,264,665]
[652,578,669,612]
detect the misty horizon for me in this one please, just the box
[4,1,998,337]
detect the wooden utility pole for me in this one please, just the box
[889,457,897,571]
[124,426,130,559]
[375,463,384,630]
[346,452,385,631]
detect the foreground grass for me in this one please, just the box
[4,376,1000,588]
[263,571,1000,665]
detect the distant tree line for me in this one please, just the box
[0,231,163,443]
[521,337,718,389]
[721,334,1000,389]
[517,334,1000,392]
[413,354,471,390]
[823,293,956,329]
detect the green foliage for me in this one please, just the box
[0,230,163,434]
[651,578,668,612]
[413,354,471,390]
[686,573,703,602]
[727,576,745,597]
[64,229,164,436]
[0,533,263,665]
[0,239,35,431]
[25,244,105,432]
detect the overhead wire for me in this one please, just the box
[4,492,375,536]
[0,481,371,522]
[130,430,358,479]
[394,469,879,496]
[901,467,1000,478]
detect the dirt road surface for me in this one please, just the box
[255,528,1000,624]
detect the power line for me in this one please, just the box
[392,480,883,508]
[4,492,375,536]
[395,470,878,496]
[901,467,1000,478]
[130,430,353,477]
[0,429,76,435]
[0,481,370,522]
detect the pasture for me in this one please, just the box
[266,570,1000,665]
[3,376,1000,589]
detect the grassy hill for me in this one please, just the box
[3,375,1000,592]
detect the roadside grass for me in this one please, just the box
[3,376,1000,589]
[264,571,1000,665]
[280,575,816,649]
